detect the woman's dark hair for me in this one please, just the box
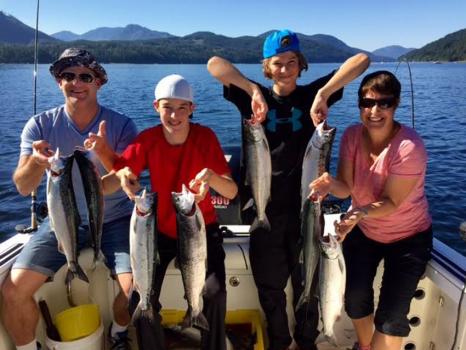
[358,70,401,99]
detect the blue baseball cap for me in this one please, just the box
[262,29,300,59]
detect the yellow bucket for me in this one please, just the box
[54,304,101,341]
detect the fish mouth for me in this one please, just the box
[50,169,63,177]
[136,207,152,217]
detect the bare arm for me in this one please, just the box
[102,167,140,200]
[336,175,421,240]
[13,155,47,196]
[189,168,238,203]
[361,175,420,218]
[309,156,353,200]
[13,140,55,196]
[311,53,370,125]
[207,56,268,122]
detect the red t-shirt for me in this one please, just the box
[114,123,231,238]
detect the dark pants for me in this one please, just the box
[343,225,432,337]
[132,224,227,350]
[250,212,319,350]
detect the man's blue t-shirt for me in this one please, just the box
[20,104,137,223]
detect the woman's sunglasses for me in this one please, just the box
[59,72,95,84]
[359,97,397,109]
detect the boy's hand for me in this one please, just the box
[117,167,140,200]
[251,89,268,124]
[84,120,110,154]
[310,92,329,126]
[189,168,213,203]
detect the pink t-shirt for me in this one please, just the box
[340,124,431,243]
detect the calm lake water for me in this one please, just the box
[1,62,465,255]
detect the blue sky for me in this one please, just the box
[1,0,465,51]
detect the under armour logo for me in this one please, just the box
[266,108,303,132]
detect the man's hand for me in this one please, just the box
[84,120,110,154]
[31,140,54,168]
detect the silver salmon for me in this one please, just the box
[243,120,271,232]
[296,199,322,311]
[47,149,89,287]
[319,233,346,346]
[297,122,336,311]
[172,184,209,331]
[300,121,336,206]
[73,149,104,263]
[130,188,158,323]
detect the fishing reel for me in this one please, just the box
[15,202,48,234]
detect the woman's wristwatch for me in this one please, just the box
[359,207,369,218]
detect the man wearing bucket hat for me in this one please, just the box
[101,74,238,350]
[2,48,137,350]
[208,30,370,350]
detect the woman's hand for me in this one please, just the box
[309,172,333,201]
[335,207,367,242]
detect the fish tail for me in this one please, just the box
[249,214,271,233]
[295,292,308,312]
[181,308,193,329]
[94,249,106,265]
[131,301,155,325]
[324,332,337,347]
[182,308,209,331]
[66,262,89,284]
[192,312,209,331]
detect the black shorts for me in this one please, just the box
[343,225,432,337]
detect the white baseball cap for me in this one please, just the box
[154,74,193,102]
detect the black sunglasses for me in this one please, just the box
[359,97,397,109]
[59,72,95,84]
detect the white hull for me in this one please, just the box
[0,228,465,349]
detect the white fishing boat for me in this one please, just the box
[1,3,465,348]
[0,146,465,350]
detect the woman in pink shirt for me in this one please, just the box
[310,71,432,350]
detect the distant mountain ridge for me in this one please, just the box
[0,11,57,44]
[2,11,464,63]
[52,24,174,41]
[372,45,415,59]
[402,28,466,61]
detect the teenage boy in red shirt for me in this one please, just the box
[103,74,238,350]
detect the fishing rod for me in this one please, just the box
[16,0,41,234]
[395,59,415,129]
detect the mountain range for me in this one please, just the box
[402,28,466,61]
[50,24,412,59]
[52,24,173,41]
[2,11,465,63]
[0,11,57,44]
[372,45,415,59]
